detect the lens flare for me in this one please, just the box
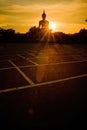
[49,22,55,31]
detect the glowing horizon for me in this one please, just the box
[0,0,87,34]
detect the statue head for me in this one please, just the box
[42,10,46,20]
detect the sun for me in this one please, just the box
[49,22,55,31]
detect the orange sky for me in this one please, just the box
[0,0,87,34]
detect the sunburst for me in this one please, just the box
[49,22,55,31]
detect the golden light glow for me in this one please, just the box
[0,0,87,33]
[36,46,57,83]
[49,22,55,31]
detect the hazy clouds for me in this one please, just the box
[0,0,87,33]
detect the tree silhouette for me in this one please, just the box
[0,27,87,44]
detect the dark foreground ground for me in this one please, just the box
[0,43,87,129]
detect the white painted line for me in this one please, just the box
[15,73,87,90]
[35,59,87,66]
[0,58,14,62]
[0,88,17,93]
[0,67,15,71]
[36,54,87,59]
[25,52,36,57]
[0,73,87,93]
[28,53,36,56]
[0,59,87,70]
[17,56,87,66]
[28,50,37,53]
[55,59,87,64]
[17,54,26,59]
[17,54,38,65]
[36,56,49,58]
[27,59,38,65]
[20,59,87,67]
[9,60,35,85]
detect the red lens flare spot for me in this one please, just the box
[28,108,34,114]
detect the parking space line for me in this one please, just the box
[17,54,38,65]
[0,73,87,93]
[0,59,87,70]
[9,60,35,85]
[36,54,87,58]
[15,73,87,91]
[53,59,87,64]
[0,88,17,93]
[27,50,37,53]
[33,59,87,66]
[0,66,15,71]
[27,59,38,65]
[24,51,36,57]
[17,53,87,65]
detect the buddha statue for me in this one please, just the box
[39,11,49,30]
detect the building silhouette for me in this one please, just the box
[39,11,49,30]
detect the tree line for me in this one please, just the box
[0,27,87,44]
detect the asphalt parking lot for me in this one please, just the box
[0,43,87,129]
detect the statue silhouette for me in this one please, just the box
[39,11,49,30]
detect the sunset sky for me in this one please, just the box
[0,0,87,34]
